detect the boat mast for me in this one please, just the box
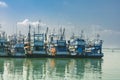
[0,24,1,29]
[96,33,100,41]
[60,28,65,40]
[45,27,48,41]
[38,20,41,34]
[0,24,1,38]
[28,24,31,50]
[80,30,84,39]
[62,28,65,40]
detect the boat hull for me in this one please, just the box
[0,53,103,58]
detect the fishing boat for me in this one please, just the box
[68,32,103,58]
[85,39,103,57]
[68,38,86,55]
[0,31,8,56]
[7,32,25,57]
[55,28,68,55]
[0,23,104,58]
[47,28,68,56]
[32,34,46,54]
[31,26,48,55]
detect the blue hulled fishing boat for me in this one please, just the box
[0,23,104,58]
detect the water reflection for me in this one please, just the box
[0,58,103,80]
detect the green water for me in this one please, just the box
[0,50,120,80]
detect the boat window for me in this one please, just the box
[57,41,66,46]
[34,34,44,41]
[34,41,44,46]
[35,36,44,41]
[35,46,44,51]
[58,42,65,46]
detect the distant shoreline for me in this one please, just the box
[103,48,120,50]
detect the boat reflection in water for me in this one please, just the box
[0,58,103,80]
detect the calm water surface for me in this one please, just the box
[0,50,120,80]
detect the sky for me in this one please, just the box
[0,0,120,48]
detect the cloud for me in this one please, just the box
[17,19,29,26]
[17,19,46,27]
[74,24,120,48]
[90,25,120,48]
[0,1,7,7]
